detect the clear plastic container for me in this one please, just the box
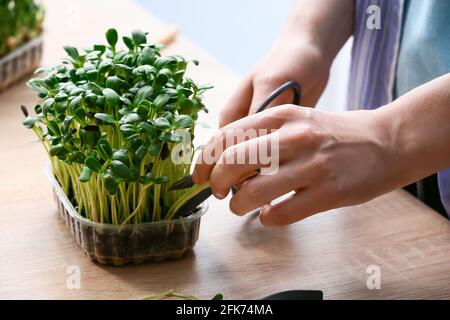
[0,36,43,92]
[46,165,207,266]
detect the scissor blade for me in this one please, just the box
[169,175,195,191]
[176,187,212,217]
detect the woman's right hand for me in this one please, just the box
[219,39,331,128]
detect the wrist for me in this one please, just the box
[371,105,419,191]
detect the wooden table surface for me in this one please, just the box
[1,0,449,300]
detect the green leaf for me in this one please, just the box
[180,98,194,114]
[103,88,121,108]
[154,94,170,108]
[74,107,86,120]
[155,56,175,69]
[136,104,150,118]
[138,173,153,185]
[211,294,223,300]
[34,67,48,74]
[26,79,48,98]
[112,149,130,166]
[49,144,63,157]
[132,29,147,46]
[63,45,80,62]
[134,145,147,162]
[93,44,106,54]
[79,166,92,183]
[120,124,137,134]
[106,76,123,92]
[69,151,86,164]
[98,59,113,73]
[62,116,74,132]
[106,28,118,48]
[133,65,156,76]
[154,117,171,129]
[103,174,119,195]
[156,68,171,85]
[173,115,193,128]
[122,36,135,50]
[47,120,61,136]
[94,113,116,124]
[43,75,59,88]
[81,125,100,147]
[149,141,161,156]
[69,95,83,111]
[139,46,155,65]
[120,113,140,124]
[86,69,98,82]
[23,116,37,129]
[55,92,69,102]
[110,160,130,179]
[154,176,169,184]
[98,139,113,159]
[85,50,101,61]
[129,168,140,182]
[85,156,102,172]
[160,132,182,143]
[138,122,158,137]
[134,86,153,105]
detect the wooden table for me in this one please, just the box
[1,0,449,300]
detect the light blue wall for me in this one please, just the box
[135,0,295,74]
[135,0,351,111]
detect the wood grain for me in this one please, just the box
[0,0,449,300]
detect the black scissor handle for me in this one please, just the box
[255,80,302,113]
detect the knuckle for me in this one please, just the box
[222,145,238,164]
[292,125,329,149]
[242,182,265,207]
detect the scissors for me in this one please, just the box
[169,81,302,217]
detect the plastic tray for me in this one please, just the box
[46,165,207,266]
[0,36,43,92]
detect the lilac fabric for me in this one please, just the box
[348,0,404,110]
[348,0,450,217]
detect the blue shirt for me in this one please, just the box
[396,0,450,97]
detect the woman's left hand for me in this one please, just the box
[192,105,397,227]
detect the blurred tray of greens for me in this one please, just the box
[0,0,44,92]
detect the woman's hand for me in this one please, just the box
[219,41,331,127]
[193,105,396,227]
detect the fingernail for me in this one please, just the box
[259,205,274,227]
[214,191,227,200]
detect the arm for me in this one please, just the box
[193,73,450,227]
[379,73,450,189]
[219,0,355,126]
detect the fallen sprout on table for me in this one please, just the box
[144,289,224,300]
[22,28,212,225]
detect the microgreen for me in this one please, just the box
[0,0,44,58]
[22,28,211,225]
